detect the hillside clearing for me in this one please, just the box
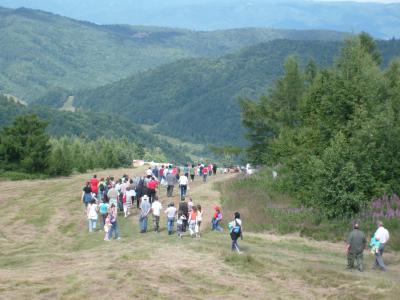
[0,169,399,300]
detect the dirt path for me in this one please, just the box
[0,169,399,300]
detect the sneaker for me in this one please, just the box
[117,237,121,240]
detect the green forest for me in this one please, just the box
[0,6,346,100]
[241,33,400,219]
[71,38,400,146]
[0,95,191,177]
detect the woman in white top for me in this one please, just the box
[87,199,98,232]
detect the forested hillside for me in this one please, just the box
[72,38,400,146]
[241,34,400,219]
[0,95,190,163]
[0,6,347,100]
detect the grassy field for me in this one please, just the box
[0,168,399,300]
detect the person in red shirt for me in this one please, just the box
[90,175,99,198]
[202,166,208,182]
[147,177,159,203]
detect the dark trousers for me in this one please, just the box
[149,189,156,203]
[347,252,364,271]
[167,185,174,197]
[230,232,240,252]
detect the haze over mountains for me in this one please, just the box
[0,0,399,38]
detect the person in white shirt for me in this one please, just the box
[86,199,98,232]
[164,202,177,235]
[146,167,153,177]
[373,221,390,271]
[151,197,162,233]
[178,174,189,199]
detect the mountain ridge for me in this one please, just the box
[67,38,400,146]
[0,0,398,38]
[0,6,348,101]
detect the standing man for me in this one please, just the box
[346,222,366,272]
[139,195,151,233]
[373,221,390,271]
[151,196,162,233]
[166,171,177,197]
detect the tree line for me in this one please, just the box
[241,33,400,218]
[0,114,167,177]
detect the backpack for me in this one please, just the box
[229,220,241,235]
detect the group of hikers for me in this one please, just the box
[81,163,243,253]
[346,220,390,272]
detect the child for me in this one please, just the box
[86,199,98,232]
[104,214,111,241]
[211,206,223,231]
[177,210,187,238]
[188,206,198,237]
[369,235,381,254]
[228,212,243,253]
[195,205,202,238]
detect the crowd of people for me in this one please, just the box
[81,163,243,253]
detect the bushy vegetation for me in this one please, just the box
[218,170,400,251]
[241,33,400,220]
[0,113,150,176]
[73,38,400,146]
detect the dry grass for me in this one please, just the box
[0,169,399,300]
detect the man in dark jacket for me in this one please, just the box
[178,197,189,232]
[346,222,366,271]
[166,171,177,197]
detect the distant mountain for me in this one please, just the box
[0,95,191,163]
[68,38,400,146]
[0,0,398,38]
[0,6,347,101]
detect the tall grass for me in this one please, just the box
[217,169,400,251]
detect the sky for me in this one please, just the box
[317,0,400,2]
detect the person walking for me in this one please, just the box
[151,196,162,233]
[166,171,177,197]
[86,199,98,232]
[164,202,177,235]
[107,184,119,209]
[178,197,189,232]
[228,212,243,253]
[178,173,189,200]
[90,175,99,200]
[108,203,120,240]
[139,195,151,233]
[82,181,92,208]
[147,176,158,203]
[346,222,366,272]
[202,165,208,183]
[373,221,390,271]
